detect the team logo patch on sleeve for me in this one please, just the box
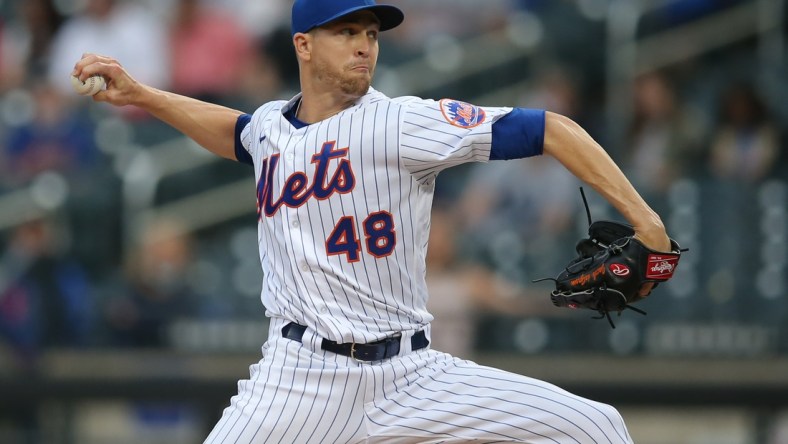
[439,99,486,128]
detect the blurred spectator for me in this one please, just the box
[104,217,198,347]
[169,0,253,102]
[387,0,514,51]
[426,207,547,356]
[1,79,98,186]
[708,81,780,183]
[0,0,64,91]
[701,83,780,307]
[207,0,290,39]
[522,65,582,119]
[1,14,22,91]
[0,216,94,365]
[260,26,301,96]
[456,154,580,286]
[624,72,706,198]
[425,208,475,356]
[232,38,288,109]
[519,64,605,138]
[47,0,170,98]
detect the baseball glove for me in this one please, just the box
[535,189,684,328]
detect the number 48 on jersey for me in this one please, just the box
[326,211,396,262]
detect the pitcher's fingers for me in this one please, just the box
[73,53,101,76]
[73,54,120,79]
[638,282,655,297]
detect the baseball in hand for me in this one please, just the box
[70,74,106,96]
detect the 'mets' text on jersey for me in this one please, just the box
[236,88,520,344]
[256,141,355,217]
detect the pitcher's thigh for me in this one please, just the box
[204,339,367,444]
[367,352,632,444]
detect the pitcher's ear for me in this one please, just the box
[293,32,312,62]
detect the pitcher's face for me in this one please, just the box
[307,11,380,98]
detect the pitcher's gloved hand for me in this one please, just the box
[534,189,685,328]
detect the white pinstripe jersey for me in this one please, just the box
[237,87,512,344]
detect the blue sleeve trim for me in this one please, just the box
[235,114,254,166]
[490,108,545,160]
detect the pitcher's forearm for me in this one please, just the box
[133,85,243,160]
[542,112,668,250]
[74,53,244,161]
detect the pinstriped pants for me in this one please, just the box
[204,318,633,444]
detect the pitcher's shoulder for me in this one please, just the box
[362,88,428,108]
[391,95,432,107]
[252,99,289,118]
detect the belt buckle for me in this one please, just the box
[350,342,367,362]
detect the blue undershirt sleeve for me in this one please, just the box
[490,108,546,160]
[234,113,253,166]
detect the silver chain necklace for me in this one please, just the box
[294,98,302,119]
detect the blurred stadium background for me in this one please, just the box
[0,0,787,443]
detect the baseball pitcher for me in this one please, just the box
[72,0,681,442]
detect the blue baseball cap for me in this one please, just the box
[291,0,404,36]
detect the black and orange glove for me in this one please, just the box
[536,190,685,328]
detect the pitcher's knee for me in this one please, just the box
[594,402,632,444]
